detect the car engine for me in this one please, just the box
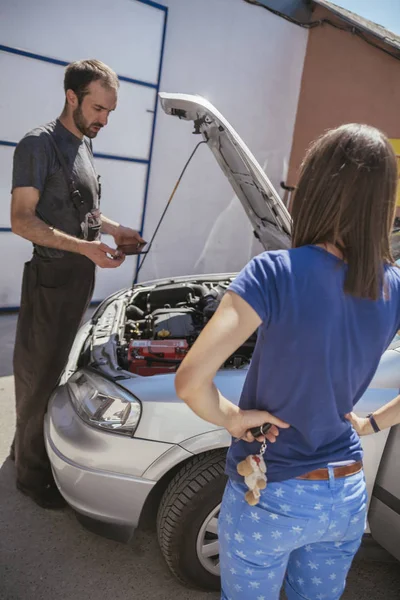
[118,280,255,376]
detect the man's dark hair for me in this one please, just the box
[291,123,398,301]
[64,59,119,104]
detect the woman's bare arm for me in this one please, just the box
[175,291,289,442]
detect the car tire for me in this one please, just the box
[157,450,227,590]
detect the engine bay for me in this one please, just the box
[118,280,256,376]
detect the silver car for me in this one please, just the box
[44,94,400,591]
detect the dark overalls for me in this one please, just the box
[11,123,101,492]
[13,253,95,489]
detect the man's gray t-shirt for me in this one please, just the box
[12,119,101,258]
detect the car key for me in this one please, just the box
[234,422,272,443]
[249,423,273,438]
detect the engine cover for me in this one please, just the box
[128,339,189,376]
[152,308,196,339]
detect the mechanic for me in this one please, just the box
[10,59,145,510]
[175,123,400,600]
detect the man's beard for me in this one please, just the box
[73,104,102,138]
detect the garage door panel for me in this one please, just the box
[0,145,13,227]
[0,53,156,159]
[0,0,165,84]
[93,83,156,158]
[95,159,147,230]
[0,233,32,308]
[0,53,64,144]
[0,0,166,310]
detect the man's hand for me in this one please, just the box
[79,240,125,269]
[114,225,146,255]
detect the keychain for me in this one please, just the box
[236,424,271,506]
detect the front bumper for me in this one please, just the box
[45,429,155,527]
[44,385,190,531]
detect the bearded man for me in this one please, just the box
[10,59,145,509]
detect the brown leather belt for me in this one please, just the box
[296,461,363,481]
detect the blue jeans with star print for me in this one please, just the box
[219,467,367,600]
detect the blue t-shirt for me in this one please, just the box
[226,245,400,483]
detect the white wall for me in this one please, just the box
[139,0,308,282]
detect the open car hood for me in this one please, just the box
[159,93,292,251]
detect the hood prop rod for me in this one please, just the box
[133,140,207,286]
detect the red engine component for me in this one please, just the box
[128,339,189,377]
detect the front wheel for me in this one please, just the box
[157,450,227,590]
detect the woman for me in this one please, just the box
[175,123,400,600]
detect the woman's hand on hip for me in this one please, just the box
[345,412,373,436]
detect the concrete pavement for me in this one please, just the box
[0,313,400,600]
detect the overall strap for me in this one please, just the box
[47,132,87,227]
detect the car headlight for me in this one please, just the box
[67,370,141,435]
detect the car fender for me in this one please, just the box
[142,444,194,480]
[142,430,230,481]
[179,429,231,455]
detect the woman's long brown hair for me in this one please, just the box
[291,123,398,300]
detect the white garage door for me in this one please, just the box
[0,0,167,310]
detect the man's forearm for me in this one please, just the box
[13,213,83,254]
[101,214,120,236]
